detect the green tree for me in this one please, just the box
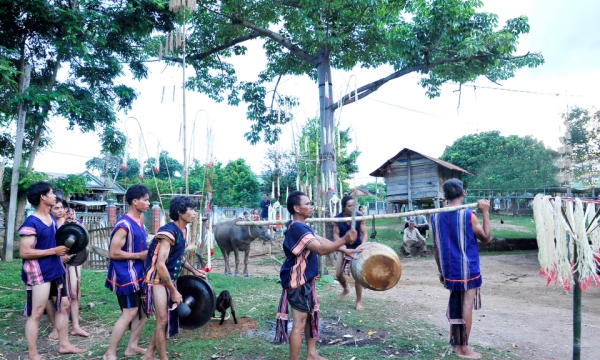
[162,0,543,209]
[260,149,298,203]
[144,151,184,180]
[260,117,359,202]
[560,106,600,186]
[51,174,89,199]
[0,0,173,254]
[296,117,360,196]
[212,159,260,207]
[440,131,559,191]
[359,181,387,200]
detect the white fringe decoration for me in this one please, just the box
[553,197,572,289]
[533,195,600,291]
[574,199,599,289]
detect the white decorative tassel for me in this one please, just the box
[122,136,129,170]
[154,146,160,173]
[574,199,599,289]
[532,195,555,283]
[553,197,572,288]
[271,181,275,200]
[138,133,145,179]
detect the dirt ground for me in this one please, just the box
[214,240,600,360]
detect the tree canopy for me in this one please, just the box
[560,106,600,187]
[0,0,173,165]
[440,131,558,191]
[157,0,543,212]
[211,159,261,207]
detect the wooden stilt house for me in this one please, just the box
[369,148,472,210]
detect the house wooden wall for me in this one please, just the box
[384,152,464,206]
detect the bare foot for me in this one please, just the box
[71,327,90,337]
[355,302,364,311]
[27,352,46,360]
[338,286,350,299]
[125,346,147,356]
[103,354,117,360]
[456,346,481,359]
[307,354,327,360]
[58,344,86,354]
[48,328,58,340]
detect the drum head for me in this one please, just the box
[177,275,216,329]
[351,243,402,291]
[56,222,89,255]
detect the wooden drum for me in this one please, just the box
[350,243,402,291]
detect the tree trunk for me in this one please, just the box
[27,123,44,170]
[0,160,7,214]
[316,48,336,241]
[27,55,60,171]
[15,193,27,233]
[5,62,31,261]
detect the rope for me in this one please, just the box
[369,215,377,239]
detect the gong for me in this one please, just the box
[176,275,217,329]
[56,222,89,266]
[56,222,89,255]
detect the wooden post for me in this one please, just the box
[573,243,581,360]
[407,152,412,211]
[5,64,32,262]
[188,209,199,269]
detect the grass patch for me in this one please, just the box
[0,261,519,359]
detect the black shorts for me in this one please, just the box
[118,290,142,309]
[287,282,313,313]
[49,277,68,299]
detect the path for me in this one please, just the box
[224,243,600,360]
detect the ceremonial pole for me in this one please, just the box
[181,10,189,195]
[573,242,581,360]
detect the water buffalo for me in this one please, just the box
[214,219,271,277]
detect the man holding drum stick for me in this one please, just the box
[275,190,359,360]
[431,179,491,359]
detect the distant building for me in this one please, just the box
[369,148,472,210]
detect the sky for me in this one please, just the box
[32,0,600,186]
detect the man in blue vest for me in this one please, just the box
[333,195,368,310]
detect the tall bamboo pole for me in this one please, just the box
[236,202,478,226]
[182,12,189,195]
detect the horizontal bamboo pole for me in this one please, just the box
[235,202,479,226]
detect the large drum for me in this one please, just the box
[350,243,402,291]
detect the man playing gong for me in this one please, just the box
[333,195,368,310]
[142,196,206,360]
[104,184,151,360]
[18,182,85,360]
[275,190,358,360]
[431,179,491,359]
